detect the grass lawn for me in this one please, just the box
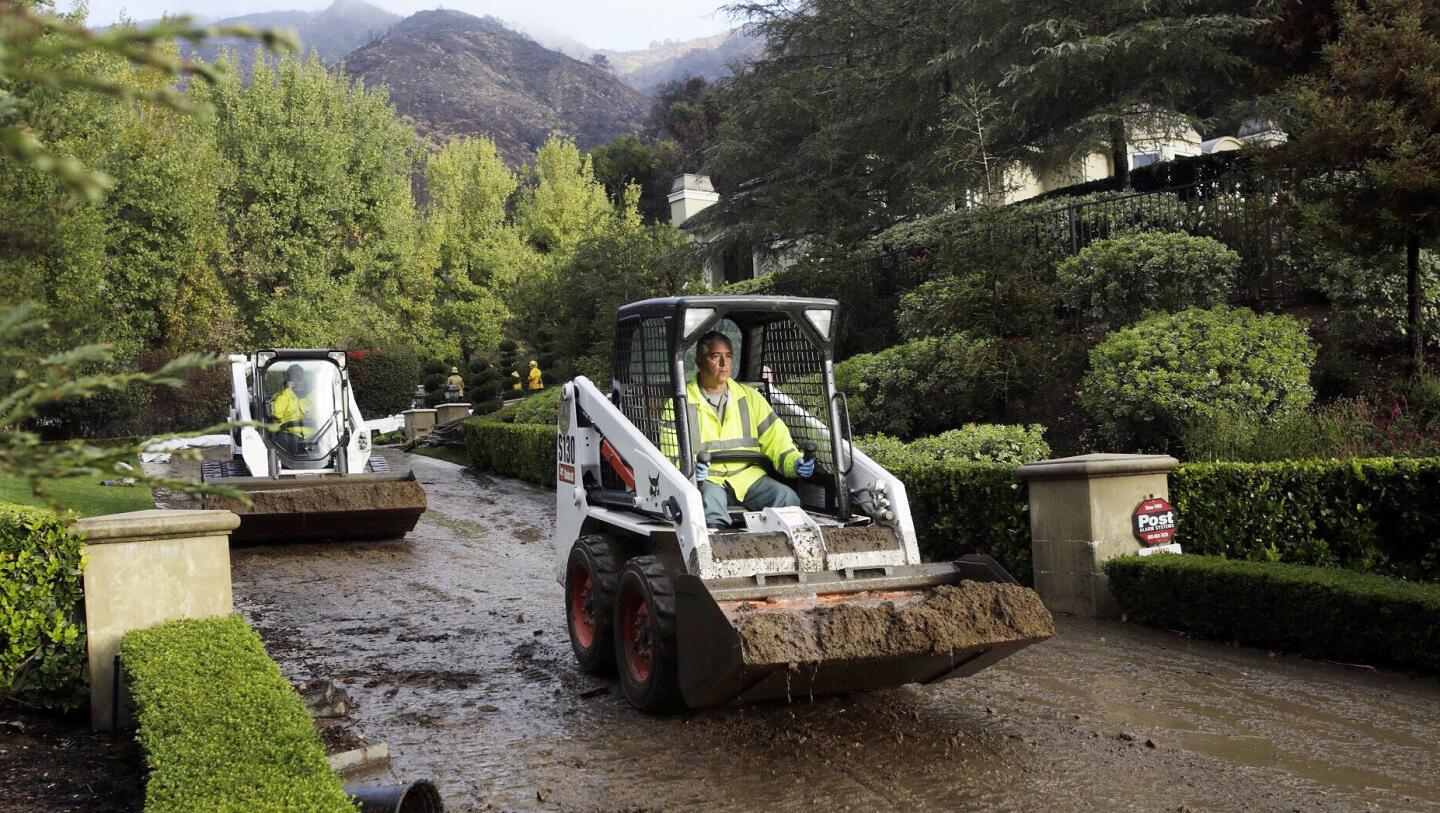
[410,445,472,467]
[0,460,155,516]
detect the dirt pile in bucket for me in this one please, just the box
[735,582,1054,665]
[209,479,427,514]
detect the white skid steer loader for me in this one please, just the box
[201,349,426,543]
[556,297,1053,711]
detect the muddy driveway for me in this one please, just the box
[225,452,1440,812]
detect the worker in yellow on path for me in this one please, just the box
[528,360,544,391]
[511,371,523,391]
[446,366,465,401]
[668,331,815,529]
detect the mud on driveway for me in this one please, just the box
[222,452,1440,812]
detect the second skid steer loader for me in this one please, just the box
[202,349,427,543]
[555,296,1053,711]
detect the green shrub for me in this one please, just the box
[0,503,86,710]
[835,334,1015,439]
[1172,457,1440,581]
[462,417,555,487]
[33,377,149,440]
[507,387,563,426]
[1057,231,1239,330]
[1105,554,1440,674]
[890,462,1032,583]
[1179,399,1380,462]
[1081,306,1316,452]
[859,424,1050,467]
[347,349,422,418]
[120,615,354,813]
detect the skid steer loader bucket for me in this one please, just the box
[202,469,427,544]
[674,556,1053,707]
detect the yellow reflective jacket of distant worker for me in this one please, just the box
[446,371,465,397]
[528,361,544,390]
[511,371,523,391]
[270,386,315,436]
[660,378,801,501]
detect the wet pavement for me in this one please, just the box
[226,451,1440,812]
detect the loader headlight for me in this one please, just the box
[804,308,834,341]
[683,307,715,340]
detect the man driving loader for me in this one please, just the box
[269,364,315,453]
[689,330,815,529]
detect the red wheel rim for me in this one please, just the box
[622,589,652,683]
[568,566,595,650]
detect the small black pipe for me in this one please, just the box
[346,780,443,813]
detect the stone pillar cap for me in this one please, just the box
[77,509,240,543]
[402,408,437,414]
[1018,453,1178,481]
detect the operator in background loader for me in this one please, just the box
[687,330,815,529]
[269,365,315,453]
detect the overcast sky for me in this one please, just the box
[72,0,738,51]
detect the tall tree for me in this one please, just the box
[425,136,526,360]
[994,0,1271,190]
[1278,0,1440,372]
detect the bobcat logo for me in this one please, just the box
[648,473,661,500]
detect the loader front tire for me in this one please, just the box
[566,536,620,676]
[615,555,682,713]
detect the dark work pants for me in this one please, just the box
[700,475,801,528]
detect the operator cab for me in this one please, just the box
[608,296,855,524]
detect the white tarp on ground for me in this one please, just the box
[138,415,403,462]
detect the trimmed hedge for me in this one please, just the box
[1105,554,1440,674]
[120,615,354,813]
[0,503,86,710]
[1172,458,1440,581]
[462,417,555,488]
[888,462,1032,583]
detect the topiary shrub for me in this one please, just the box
[121,615,354,812]
[834,334,1014,439]
[347,348,422,418]
[1080,306,1316,452]
[1057,231,1239,330]
[1,503,87,710]
[858,424,1051,468]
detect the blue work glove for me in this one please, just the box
[695,459,709,482]
[795,457,816,479]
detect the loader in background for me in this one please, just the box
[202,349,426,543]
[556,296,1054,712]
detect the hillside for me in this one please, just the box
[602,29,764,92]
[183,0,398,66]
[341,10,650,166]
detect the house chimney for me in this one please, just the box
[669,173,718,227]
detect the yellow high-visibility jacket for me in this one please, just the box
[270,387,315,436]
[529,366,544,390]
[662,378,801,500]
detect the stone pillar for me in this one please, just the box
[402,408,437,440]
[76,509,239,730]
[435,402,472,426]
[1018,453,1178,618]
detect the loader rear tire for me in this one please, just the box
[566,536,620,676]
[615,555,682,713]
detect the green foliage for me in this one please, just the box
[1057,231,1239,330]
[1105,554,1440,674]
[120,615,355,813]
[858,425,1051,467]
[1081,306,1317,451]
[888,462,1032,583]
[198,50,437,355]
[461,417,554,487]
[1309,247,1440,352]
[425,136,522,361]
[834,334,1018,439]
[1179,399,1382,462]
[494,387,563,426]
[347,349,421,418]
[1,303,240,512]
[1172,458,1440,581]
[588,133,682,223]
[0,503,86,710]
